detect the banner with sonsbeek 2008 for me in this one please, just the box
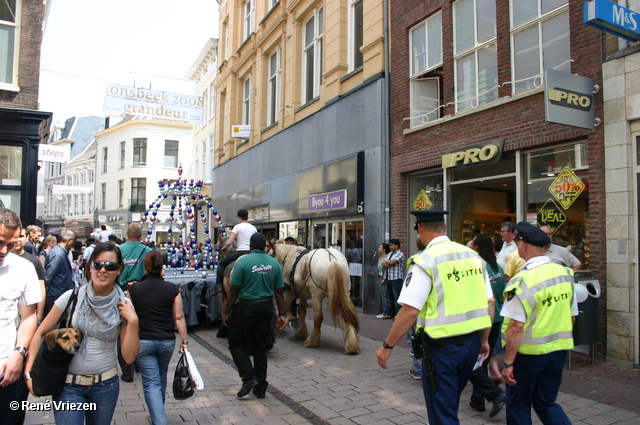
[103,84,204,123]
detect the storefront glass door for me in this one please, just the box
[310,218,364,307]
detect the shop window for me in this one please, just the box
[454,0,498,111]
[510,0,570,93]
[0,145,22,185]
[409,12,442,127]
[525,143,589,268]
[408,172,444,254]
[449,155,516,245]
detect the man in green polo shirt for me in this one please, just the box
[222,233,286,400]
[118,223,152,290]
[117,222,151,382]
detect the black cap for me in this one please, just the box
[410,210,450,223]
[250,232,266,249]
[513,221,550,247]
[237,209,248,219]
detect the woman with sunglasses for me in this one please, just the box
[25,242,139,425]
[127,250,188,425]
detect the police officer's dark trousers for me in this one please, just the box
[422,332,480,425]
[228,297,273,389]
[505,350,571,425]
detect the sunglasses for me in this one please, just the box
[91,261,120,271]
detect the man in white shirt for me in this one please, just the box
[98,224,112,243]
[215,209,258,292]
[0,209,41,422]
[496,221,517,269]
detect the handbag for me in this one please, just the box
[31,288,81,397]
[172,351,194,400]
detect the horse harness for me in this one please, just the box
[284,248,337,298]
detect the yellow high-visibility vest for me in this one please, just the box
[501,262,575,354]
[412,241,491,339]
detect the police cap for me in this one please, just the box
[410,210,449,230]
[513,221,550,247]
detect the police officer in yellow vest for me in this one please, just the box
[377,210,494,424]
[501,221,577,425]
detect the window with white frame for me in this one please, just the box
[302,8,323,104]
[511,0,570,94]
[101,183,107,209]
[0,0,18,86]
[267,48,281,126]
[118,180,124,208]
[133,138,147,166]
[73,194,79,215]
[221,22,228,61]
[102,147,108,173]
[209,83,216,120]
[244,0,254,41]
[131,178,146,209]
[164,140,179,168]
[409,11,442,128]
[81,194,86,215]
[67,176,72,186]
[243,77,252,126]
[454,0,498,112]
[89,171,94,183]
[119,141,125,169]
[200,141,206,181]
[350,0,364,71]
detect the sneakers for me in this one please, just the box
[489,393,506,417]
[376,314,390,319]
[409,370,421,380]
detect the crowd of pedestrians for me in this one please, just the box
[0,203,584,425]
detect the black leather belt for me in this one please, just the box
[237,296,272,304]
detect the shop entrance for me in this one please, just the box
[449,155,517,246]
[311,218,364,307]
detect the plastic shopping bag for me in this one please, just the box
[184,349,204,390]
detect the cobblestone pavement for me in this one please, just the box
[21,311,640,425]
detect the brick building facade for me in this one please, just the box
[389,0,609,360]
[0,0,52,225]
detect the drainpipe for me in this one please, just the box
[383,0,391,242]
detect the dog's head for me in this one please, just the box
[45,328,83,353]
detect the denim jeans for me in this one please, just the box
[136,339,176,425]
[385,279,403,317]
[53,375,119,425]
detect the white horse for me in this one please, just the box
[273,244,360,355]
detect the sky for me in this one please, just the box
[39,0,219,125]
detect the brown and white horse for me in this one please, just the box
[273,244,360,355]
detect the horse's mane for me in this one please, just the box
[274,243,304,267]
